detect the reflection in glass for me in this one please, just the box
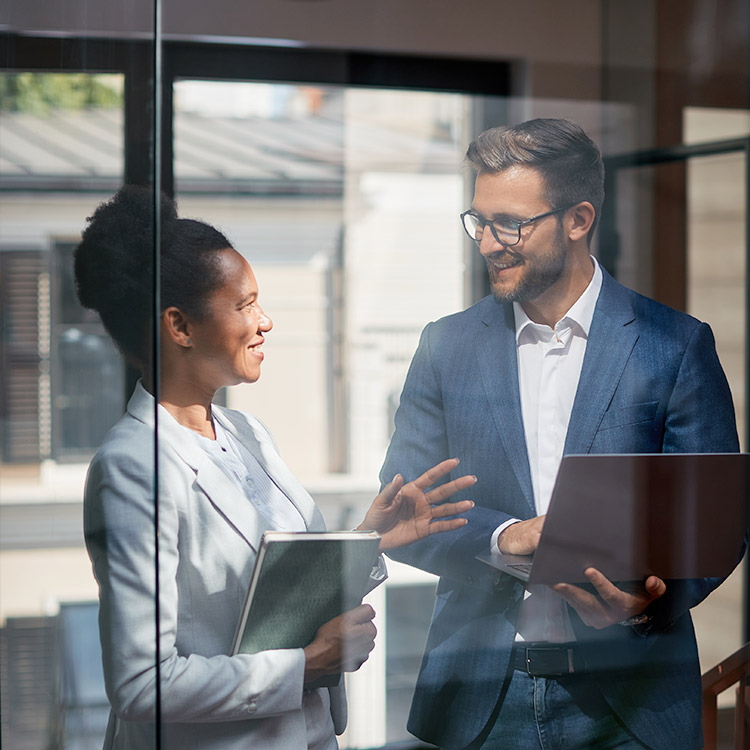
[0,72,126,749]
[174,81,476,746]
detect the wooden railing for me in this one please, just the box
[702,642,750,750]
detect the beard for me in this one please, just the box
[486,223,567,303]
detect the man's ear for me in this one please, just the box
[162,306,193,348]
[567,202,596,242]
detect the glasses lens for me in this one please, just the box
[491,220,520,245]
[462,213,521,246]
[462,213,482,242]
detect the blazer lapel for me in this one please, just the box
[190,448,270,549]
[475,299,535,514]
[214,407,325,532]
[564,271,639,455]
[126,383,269,550]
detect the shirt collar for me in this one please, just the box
[513,256,603,343]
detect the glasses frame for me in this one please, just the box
[460,202,578,247]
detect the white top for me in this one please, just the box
[187,418,307,532]
[491,258,603,642]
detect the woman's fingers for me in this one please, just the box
[376,473,404,508]
[426,517,469,535]
[410,458,461,490]
[423,474,477,504]
[428,498,474,518]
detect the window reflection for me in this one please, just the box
[174,80,476,746]
[0,72,125,750]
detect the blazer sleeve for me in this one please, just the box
[637,321,742,635]
[84,437,307,724]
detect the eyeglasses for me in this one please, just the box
[460,203,577,247]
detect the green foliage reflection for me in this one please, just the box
[0,73,122,114]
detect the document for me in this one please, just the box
[231,530,381,656]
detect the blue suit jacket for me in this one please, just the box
[380,269,740,750]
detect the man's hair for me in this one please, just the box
[465,118,605,243]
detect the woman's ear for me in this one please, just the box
[162,306,193,348]
[567,202,596,242]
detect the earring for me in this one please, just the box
[186,337,192,346]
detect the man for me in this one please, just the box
[380,118,739,750]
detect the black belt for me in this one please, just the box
[511,643,585,676]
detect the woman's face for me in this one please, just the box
[187,248,273,390]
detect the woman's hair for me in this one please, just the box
[74,185,232,367]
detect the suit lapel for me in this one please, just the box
[475,299,535,515]
[564,271,639,455]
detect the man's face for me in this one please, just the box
[472,166,568,305]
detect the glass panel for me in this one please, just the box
[608,108,748,706]
[173,78,485,746]
[684,107,749,697]
[0,37,159,749]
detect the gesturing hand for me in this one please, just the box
[552,568,666,630]
[358,458,476,551]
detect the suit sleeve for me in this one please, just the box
[631,321,741,635]
[380,322,516,583]
[85,442,307,724]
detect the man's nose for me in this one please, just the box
[478,229,507,256]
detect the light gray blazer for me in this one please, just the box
[84,382,347,749]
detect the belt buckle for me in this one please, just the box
[524,645,575,676]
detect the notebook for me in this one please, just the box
[231,530,381,656]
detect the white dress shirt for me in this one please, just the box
[490,258,603,642]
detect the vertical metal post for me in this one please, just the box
[152,0,163,745]
[743,138,750,645]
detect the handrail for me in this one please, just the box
[702,642,750,750]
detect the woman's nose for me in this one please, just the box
[258,309,273,332]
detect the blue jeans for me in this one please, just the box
[479,669,648,750]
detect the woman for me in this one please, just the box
[74,186,475,750]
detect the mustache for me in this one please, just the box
[484,250,522,264]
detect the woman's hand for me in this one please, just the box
[357,458,476,551]
[303,604,377,683]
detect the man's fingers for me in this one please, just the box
[554,570,667,630]
[552,582,609,628]
[584,568,629,607]
[645,575,667,600]
[552,582,598,610]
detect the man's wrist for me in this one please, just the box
[618,613,653,627]
[492,519,522,555]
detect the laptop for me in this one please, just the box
[476,453,748,585]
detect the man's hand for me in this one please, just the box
[552,568,666,630]
[497,515,546,555]
[358,458,476,551]
[303,604,377,683]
